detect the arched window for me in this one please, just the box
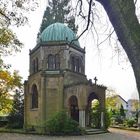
[32,60,36,73]
[79,59,82,73]
[36,57,39,72]
[78,59,84,73]
[71,56,75,71]
[48,54,55,70]
[71,56,83,73]
[32,58,39,73]
[55,54,60,69]
[76,58,80,72]
[31,84,38,109]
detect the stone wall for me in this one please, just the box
[24,72,42,129]
[45,74,64,119]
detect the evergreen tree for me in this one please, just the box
[38,0,78,37]
[8,88,24,128]
[120,104,125,118]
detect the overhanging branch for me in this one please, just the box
[0,10,11,26]
[70,0,93,45]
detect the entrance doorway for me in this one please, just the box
[69,96,79,122]
[87,93,101,128]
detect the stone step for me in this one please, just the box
[85,128,108,135]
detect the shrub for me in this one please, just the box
[125,119,136,127]
[0,116,8,127]
[7,114,23,128]
[114,115,124,124]
[90,103,101,128]
[90,110,101,128]
[46,111,83,135]
[104,110,111,129]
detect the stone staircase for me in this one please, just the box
[85,128,108,135]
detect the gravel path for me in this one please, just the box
[0,129,139,140]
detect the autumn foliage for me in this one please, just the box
[0,70,22,115]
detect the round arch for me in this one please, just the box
[86,92,101,128]
[31,84,38,109]
[68,95,79,122]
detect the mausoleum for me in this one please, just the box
[24,23,106,132]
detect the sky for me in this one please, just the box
[4,0,139,101]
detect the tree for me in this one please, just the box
[0,0,37,66]
[120,104,125,118]
[0,1,36,114]
[0,70,22,115]
[106,90,125,125]
[8,88,24,128]
[0,0,37,46]
[94,0,140,98]
[77,0,140,98]
[106,89,120,111]
[131,99,139,112]
[38,0,78,37]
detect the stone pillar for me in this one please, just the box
[101,111,104,129]
[85,110,90,127]
[40,73,46,132]
[79,110,86,128]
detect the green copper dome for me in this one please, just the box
[40,23,80,47]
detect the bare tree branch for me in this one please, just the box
[97,30,114,46]
[70,0,94,45]
[135,0,138,5]
[0,10,11,26]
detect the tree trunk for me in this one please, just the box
[96,0,140,99]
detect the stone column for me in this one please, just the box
[85,110,90,127]
[79,110,86,128]
[40,73,46,132]
[101,111,104,129]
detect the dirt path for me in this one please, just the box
[109,127,140,140]
[0,128,139,140]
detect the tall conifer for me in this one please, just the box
[38,0,78,38]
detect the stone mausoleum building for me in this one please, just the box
[24,23,106,132]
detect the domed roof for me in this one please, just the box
[40,23,80,47]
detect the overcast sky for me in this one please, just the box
[4,0,139,101]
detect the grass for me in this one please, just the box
[0,127,44,135]
[0,127,25,133]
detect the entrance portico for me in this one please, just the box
[64,83,106,128]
